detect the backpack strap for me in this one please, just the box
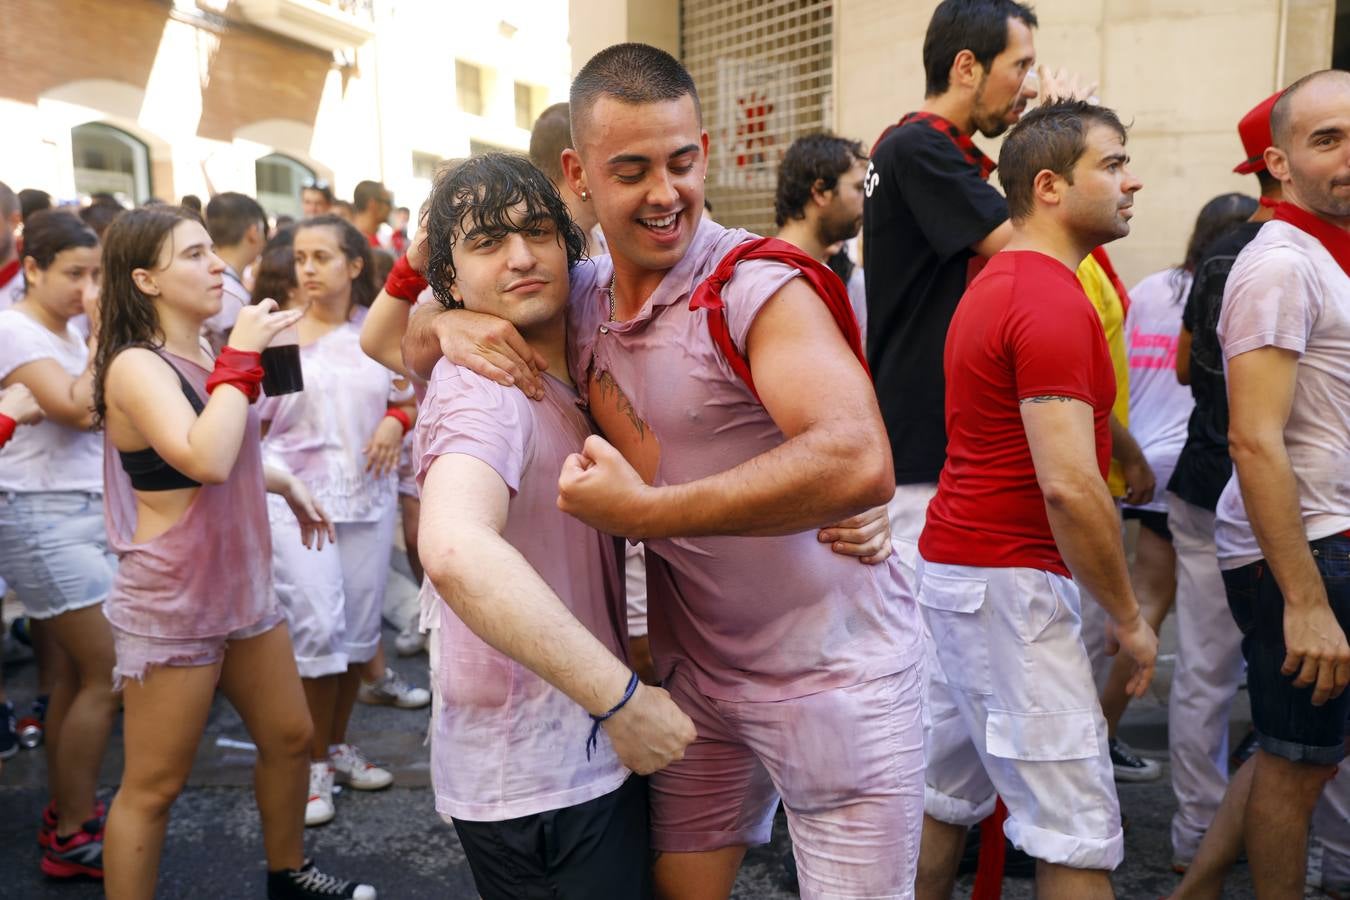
[688,237,869,402]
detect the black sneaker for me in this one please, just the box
[267,860,376,900]
[0,701,17,760]
[1110,737,1162,782]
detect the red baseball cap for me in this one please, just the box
[1234,91,1283,175]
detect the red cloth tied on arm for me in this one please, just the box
[0,413,16,449]
[689,237,868,402]
[206,347,265,403]
[384,254,428,303]
[384,406,412,435]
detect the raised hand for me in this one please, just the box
[227,299,305,354]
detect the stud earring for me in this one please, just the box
[581,189,590,200]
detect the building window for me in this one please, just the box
[71,123,152,204]
[256,153,316,220]
[412,151,443,181]
[457,61,484,116]
[514,82,538,130]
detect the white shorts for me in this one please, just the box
[886,483,938,586]
[918,558,1124,871]
[271,502,398,677]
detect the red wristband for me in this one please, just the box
[0,413,15,449]
[385,254,428,303]
[384,407,412,435]
[206,348,265,403]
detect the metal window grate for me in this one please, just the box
[681,0,834,237]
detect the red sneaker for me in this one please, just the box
[39,798,106,849]
[40,818,104,880]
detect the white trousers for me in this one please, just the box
[1165,493,1245,862]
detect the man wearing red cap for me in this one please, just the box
[1170,69,1350,900]
[1164,89,1284,875]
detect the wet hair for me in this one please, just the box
[998,100,1128,222]
[79,197,126,238]
[1167,191,1259,302]
[924,0,1038,97]
[18,188,52,224]
[205,192,266,247]
[570,43,701,147]
[93,205,202,419]
[294,214,377,313]
[774,133,868,227]
[1270,69,1350,149]
[250,226,298,307]
[352,180,389,214]
[423,152,586,310]
[21,209,99,289]
[529,102,573,183]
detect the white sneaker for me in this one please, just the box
[305,761,335,826]
[357,668,430,710]
[329,743,393,791]
[394,625,426,657]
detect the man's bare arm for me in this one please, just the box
[1227,346,1350,704]
[971,220,1013,258]
[1109,413,1156,505]
[359,290,412,376]
[1022,395,1156,696]
[558,278,894,538]
[420,453,695,772]
[404,304,549,395]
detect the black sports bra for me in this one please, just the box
[118,356,207,491]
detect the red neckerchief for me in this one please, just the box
[873,112,997,181]
[1090,246,1132,319]
[689,238,868,401]
[0,258,19,288]
[1273,201,1350,276]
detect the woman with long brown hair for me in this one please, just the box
[0,208,118,879]
[93,205,375,900]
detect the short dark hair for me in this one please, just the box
[529,102,573,183]
[774,133,868,227]
[998,100,1127,222]
[424,153,586,310]
[1270,68,1350,149]
[301,182,334,204]
[249,226,297,307]
[180,194,203,213]
[923,0,1038,98]
[570,43,701,147]
[79,197,125,238]
[205,192,266,246]
[18,188,52,223]
[353,180,389,213]
[22,208,99,279]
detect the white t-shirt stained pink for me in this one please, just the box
[567,218,922,703]
[0,309,102,493]
[258,313,405,523]
[1215,220,1350,568]
[1123,268,1195,514]
[416,363,628,822]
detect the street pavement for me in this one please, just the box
[0,610,1286,900]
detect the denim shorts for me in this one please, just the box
[1223,533,1350,765]
[0,491,115,620]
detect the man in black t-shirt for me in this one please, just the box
[1163,90,1282,873]
[864,0,1046,575]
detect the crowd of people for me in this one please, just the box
[0,1,1347,898]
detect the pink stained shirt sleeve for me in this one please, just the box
[720,259,802,357]
[1219,243,1320,360]
[415,360,533,497]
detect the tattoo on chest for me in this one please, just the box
[594,369,648,440]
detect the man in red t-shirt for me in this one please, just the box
[914,100,1158,900]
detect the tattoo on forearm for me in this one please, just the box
[1019,395,1075,405]
[596,369,647,439]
